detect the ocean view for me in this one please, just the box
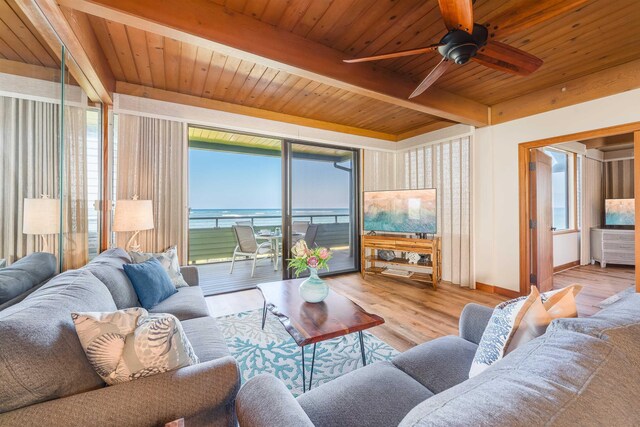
[189,208,350,229]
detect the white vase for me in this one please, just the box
[298,268,329,303]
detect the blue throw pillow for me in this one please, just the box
[123,258,177,309]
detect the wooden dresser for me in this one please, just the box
[590,228,635,268]
[361,234,441,289]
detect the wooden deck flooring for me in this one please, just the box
[197,249,355,296]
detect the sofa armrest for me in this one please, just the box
[0,356,240,427]
[236,374,313,427]
[459,303,494,345]
[181,265,199,286]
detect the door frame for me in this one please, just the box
[518,121,640,296]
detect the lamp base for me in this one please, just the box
[125,231,142,253]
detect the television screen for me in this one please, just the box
[605,198,635,226]
[363,189,437,234]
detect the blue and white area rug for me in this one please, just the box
[216,309,398,396]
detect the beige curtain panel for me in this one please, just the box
[116,114,188,264]
[0,96,60,265]
[580,156,604,265]
[62,106,89,270]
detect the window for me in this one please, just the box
[544,148,576,231]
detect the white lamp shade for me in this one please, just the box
[113,199,154,232]
[23,198,60,235]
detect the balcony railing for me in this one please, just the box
[188,214,352,265]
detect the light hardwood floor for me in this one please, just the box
[207,274,507,352]
[553,264,635,316]
[206,265,636,351]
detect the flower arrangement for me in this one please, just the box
[288,240,332,277]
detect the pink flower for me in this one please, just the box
[307,256,319,268]
[319,248,330,260]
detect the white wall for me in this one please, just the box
[474,88,640,291]
[553,232,580,268]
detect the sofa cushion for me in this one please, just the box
[297,361,433,427]
[148,286,210,321]
[0,270,117,413]
[399,328,640,427]
[73,308,199,385]
[0,252,56,305]
[553,292,640,350]
[123,258,177,309]
[392,335,478,394]
[181,316,231,362]
[83,248,140,309]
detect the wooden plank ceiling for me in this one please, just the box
[86,15,441,135]
[3,0,640,138]
[227,0,640,107]
[0,0,59,68]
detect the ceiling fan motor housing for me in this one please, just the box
[438,24,488,64]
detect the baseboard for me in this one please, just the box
[475,282,522,299]
[553,260,580,273]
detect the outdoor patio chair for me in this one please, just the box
[303,224,319,248]
[292,220,309,245]
[230,225,275,277]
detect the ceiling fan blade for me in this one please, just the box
[485,0,588,39]
[438,0,474,33]
[473,41,543,76]
[409,59,451,99]
[343,44,442,63]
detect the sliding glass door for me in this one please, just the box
[283,141,359,278]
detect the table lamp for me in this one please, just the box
[113,197,154,252]
[23,195,60,253]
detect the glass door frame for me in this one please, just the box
[281,139,360,280]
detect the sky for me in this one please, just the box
[189,148,351,210]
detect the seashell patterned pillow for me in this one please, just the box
[71,308,199,385]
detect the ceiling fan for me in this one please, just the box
[344,0,587,98]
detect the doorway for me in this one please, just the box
[520,123,640,314]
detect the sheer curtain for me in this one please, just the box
[0,96,60,265]
[62,106,89,269]
[116,114,188,263]
[580,156,603,265]
[397,137,473,287]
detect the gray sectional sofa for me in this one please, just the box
[0,248,239,427]
[237,293,640,426]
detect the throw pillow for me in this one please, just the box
[469,285,582,378]
[72,308,199,385]
[129,246,189,288]
[123,258,177,309]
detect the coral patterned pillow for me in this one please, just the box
[72,308,198,385]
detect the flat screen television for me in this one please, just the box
[605,198,635,227]
[363,189,437,234]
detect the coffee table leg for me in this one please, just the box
[261,300,267,330]
[301,346,306,393]
[308,343,317,391]
[358,331,367,366]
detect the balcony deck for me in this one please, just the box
[197,249,355,296]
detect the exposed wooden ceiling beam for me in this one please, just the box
[0,57,61,82]
[397,121,456,141]
[116,81,400,141]
[59,0,490,126]
[13,0,115,104]
[492,59,640,124]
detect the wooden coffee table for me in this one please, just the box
[257,279,384,392]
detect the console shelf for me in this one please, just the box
[361,234,441,289]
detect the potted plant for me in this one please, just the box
[289,240,332,303]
